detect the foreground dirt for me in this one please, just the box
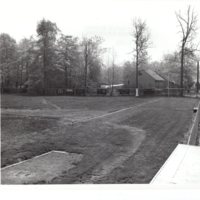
[1,95,198,183]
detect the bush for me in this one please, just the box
[118,88,130,95]
[143,89,155,95]
[74,88,86,96]
[97,88,107,95]
[65,88,74,95]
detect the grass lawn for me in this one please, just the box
[1,94,198,183]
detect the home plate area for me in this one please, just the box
[1,151,83,184]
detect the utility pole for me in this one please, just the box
[197,61,199,95]
[111,48,115,96]
[135,47,139,97]
[43,37,47,95]
[111,61,114,96]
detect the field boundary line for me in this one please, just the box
[43,98,61,110]
[150,143,180,184]
[78,98,160,123]
[187,100,200,145]
[1,151,53,170]
[1,150,71,171]
[150,144,191,184]
[170,145,190,183]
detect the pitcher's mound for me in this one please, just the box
[1,151,83,184]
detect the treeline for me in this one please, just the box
[0,7,198,96]
[0,19,105,94]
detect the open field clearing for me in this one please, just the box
[1,95,198,183]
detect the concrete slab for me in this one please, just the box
[151,144,200,184]
[1,151,83,184]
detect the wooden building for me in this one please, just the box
[131,69,169,89]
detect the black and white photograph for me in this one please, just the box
[0,0,200,198]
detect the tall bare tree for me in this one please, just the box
[83,39,89,92]
[176,6,198,96]
[132,18,150,96]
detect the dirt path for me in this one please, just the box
[83,123,145,183]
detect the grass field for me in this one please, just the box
[1,94,198,183]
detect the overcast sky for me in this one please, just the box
[0,0,200,64]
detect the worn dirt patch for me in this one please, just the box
[1,108,106,123]
[1,151,83,184]
[84,123,145,183]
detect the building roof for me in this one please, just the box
[159,73,176,84]
[145,69,165,81]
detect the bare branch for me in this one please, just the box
[175,5,198,96]
[176,12,186,38]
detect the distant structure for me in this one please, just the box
[131,69,175,89]
[100,83,124,89]
[99,83,124,96]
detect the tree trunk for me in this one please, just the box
[6,63,10,87]
[16,63,19,88]
[84,44,88,94]
[20,65,23,88]
[25,61,29,81]
[69,67,72,88]
[43,38,47,95]
[197,61,199,94]
[180,43,185,96]
[65,65,68,88]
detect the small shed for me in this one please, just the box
[132,69,167,89]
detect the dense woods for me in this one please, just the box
[0,19,105,95]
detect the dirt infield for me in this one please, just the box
[1,95,198,183]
